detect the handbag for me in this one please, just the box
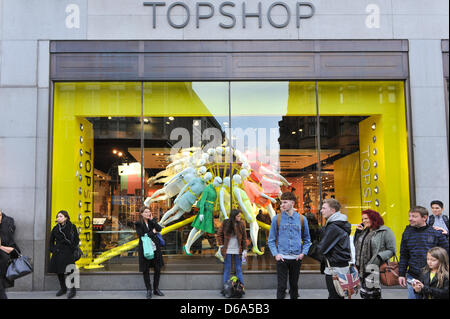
[326,258,360,299]
[156,233,165,247]
[6,250,33,281]
[379,255,400,286]
[73,246,83,262]
[142,234,155,260]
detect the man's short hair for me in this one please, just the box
[323,198,341,213]
[430,200,444,209]
[280,192,297,204]
[409,206,429,218]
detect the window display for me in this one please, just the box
[50,81,410,273]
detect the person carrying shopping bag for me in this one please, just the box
[136,206,164,299]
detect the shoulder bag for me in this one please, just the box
[6,250,33,281]
[326,258,360,299]
[379,255,399,286]
[156,232,165,247]
[60,224,83,262]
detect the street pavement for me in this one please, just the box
[7,288,408,299]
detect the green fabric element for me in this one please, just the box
[191,184,217,234]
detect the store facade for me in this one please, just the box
[0,0,448,291]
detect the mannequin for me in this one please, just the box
[219,176,232,220]
[183,176,222,255]
[144,167,196,206]
[231,174,264,255]
[239,169,277,219]
[159,171,213,227]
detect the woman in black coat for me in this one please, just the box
[48,210,79,299]
[0,210,20,299]
[136,206,164,299]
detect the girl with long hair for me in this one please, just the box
[48,210,80,299]
[413,247,449,299]
[217,209,248,291]
[135,206,164,299]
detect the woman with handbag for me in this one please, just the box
[48,210,80,299]
[136,206,164,299]
[0,210,20,299]
[354,209,396,299]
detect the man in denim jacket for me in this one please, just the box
[268,192,311,299]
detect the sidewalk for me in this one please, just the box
[7,288,408,299]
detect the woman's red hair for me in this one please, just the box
[362,209,384,230]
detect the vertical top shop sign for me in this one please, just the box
[359,116,386,216]
[51,114,93,268]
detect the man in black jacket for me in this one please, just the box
[316,199,352,299]
[398,206,449,299]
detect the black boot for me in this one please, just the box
[56,288,67,297]
[153,288,164,296]
[146,289,152,299]
[56,274,67,296]
[67,288,76,299]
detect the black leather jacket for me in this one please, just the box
[317,219,352,272]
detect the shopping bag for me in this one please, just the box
[142,234,155,260]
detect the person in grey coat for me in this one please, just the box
[354,209,396,299]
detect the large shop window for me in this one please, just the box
[51,81,410,273]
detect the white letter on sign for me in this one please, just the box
[66,4,80,29]
[365,4,380,29]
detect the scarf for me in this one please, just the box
[355,228,376,274]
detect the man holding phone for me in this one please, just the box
[398,206,449,299]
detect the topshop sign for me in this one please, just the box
[142,1,315,29]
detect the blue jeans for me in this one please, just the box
[223,254,244,285]
[406,274,420,299]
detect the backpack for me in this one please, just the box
[223,276,245,298]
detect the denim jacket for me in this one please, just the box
[268,211,311,258]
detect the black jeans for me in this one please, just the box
[325,275,344,299]
[57,273,67,290]
[276,259,302,299]
[143,267,161,291]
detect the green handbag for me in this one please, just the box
[142,234,154,260]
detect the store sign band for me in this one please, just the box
[143,1,315,29]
